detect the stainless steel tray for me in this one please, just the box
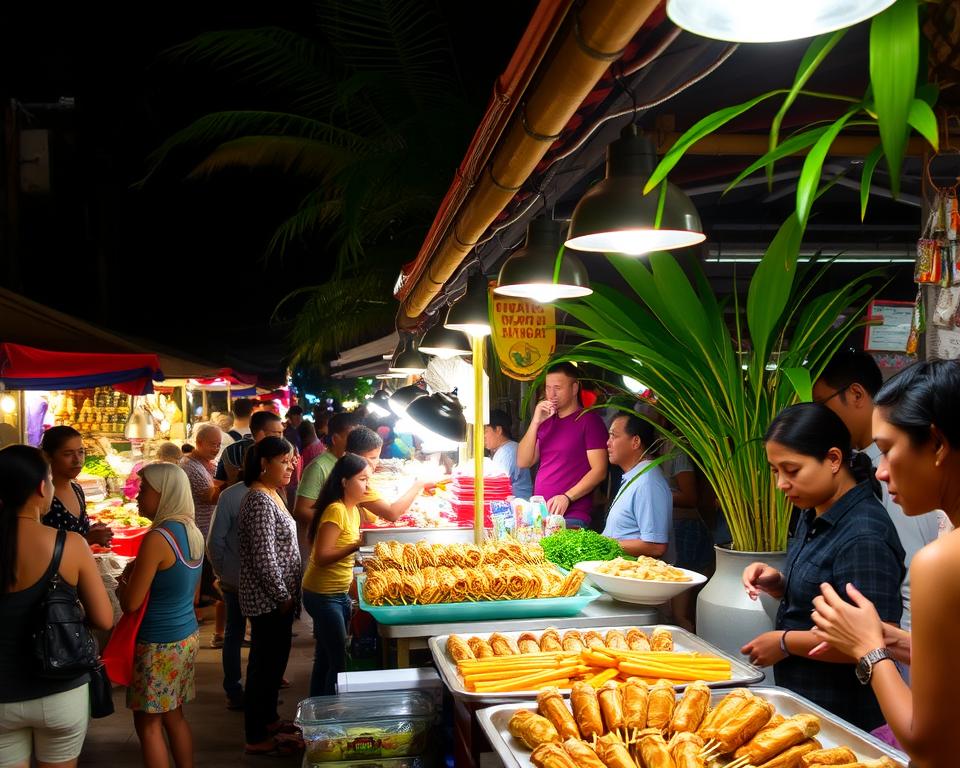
[428,624,763,701]
[360,526,480,545]
[476,685,908,768]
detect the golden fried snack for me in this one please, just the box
[650,627,674,651]
[560,568,586,596]
[467,636,494,658]
[561,630,585,652]
[756,713,786,738]
[415,540,437,567]
[714,699,775,754]
[596,733,638,768]
[697,688,753,739]
[756,738,822,768]
[646,679,677,731]
[597,681,625,734]
[489,632,521,656]
[800,748,858,767]
[583,631,605,650]
[540,628,564,652]
[627,627,651,651]
[621,677,649,732]
[670,680,711,734]
[734,714,821,765]
[560,737,606,768]
[530,743,578,768]
[537,687,580,741]
[637,727,677,768]
[518,632,541,654]
[669,731,705,768]
[507,709,560,749]
[446,635,474,662]
[605,629,629,650]
[570,681,604,740]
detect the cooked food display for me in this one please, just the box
[362,540,586,606]
[444,627,733,693]
[593,556,692,582]
[499,683,902,768]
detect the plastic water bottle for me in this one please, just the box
[544,512,566,538]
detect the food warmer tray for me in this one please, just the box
[361,526,483,546]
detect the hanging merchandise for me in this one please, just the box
[915,200,945,284]
[906,290,925,356]
[933,285,960,328]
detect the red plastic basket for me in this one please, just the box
[110,527,149,557]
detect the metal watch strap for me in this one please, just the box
[857,647,893,684]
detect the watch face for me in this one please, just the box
[856,656,871,685]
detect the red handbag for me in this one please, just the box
[101,592,150,686]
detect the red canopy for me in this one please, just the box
[0,343,163,395]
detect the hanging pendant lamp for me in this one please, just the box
[406,391,468,443]
[565,124,705,256]
[495,216,593,302]
[367,388,392,417]
[388,336,427,375]
[667,0,896,43]
[419,322,471,358]
[388,382,427,418]
[444,274,492,337]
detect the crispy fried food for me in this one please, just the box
[583,631,606,650]
[605,629,629,650]
[669,731,705,768]
[560,737,607,768]
[734,714,821,765]
[597,681,625,734]
[698,689,754,740]
[490,632,521,656]
[621,677,649,732]
[670,680,711,734]
[646,679,677,731]
[530,743,578,768]
[714,699,775,754]
[596,732,639,768]
[537,687,580,741]
[626,627,651,652]
[540,628,564,652]
[445,634,475,662]
[799,747,858,767]
[650,627,675,652]
[507,709,561,749]
[466,636,494,658]
[518,632,541,654]
[570,681,604,740]
[755,738,822,768]
[562,630,585,652]
[637,727,677,768]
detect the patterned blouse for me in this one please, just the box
[238,489,302,617]
[41,483,89,535]
[179,456,217,537]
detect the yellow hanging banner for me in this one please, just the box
[489,288,556,381]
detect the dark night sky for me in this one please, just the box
[2,0,536,373]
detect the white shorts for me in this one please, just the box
[0,684,89,765]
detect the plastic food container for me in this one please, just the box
[295,691,436,764]
[110,526,149,557]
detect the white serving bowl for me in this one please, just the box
[574,560,707,605]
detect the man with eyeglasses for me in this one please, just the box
[812,349,948,635]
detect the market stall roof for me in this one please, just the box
[0,287,221,379]
[0,343,163,395]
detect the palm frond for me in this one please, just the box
[188,135,358,180]
[267,193,345,262]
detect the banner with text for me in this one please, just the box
[490,290,556,381]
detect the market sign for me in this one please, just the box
[489,289,556,381]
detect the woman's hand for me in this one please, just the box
[810,582,885,660]
[742,562,785,600]
[741,631,787,667]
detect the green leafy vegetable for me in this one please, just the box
[540,529,624,570]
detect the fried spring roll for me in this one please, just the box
[571,681,604,740]
[560,737,607,768]
[537,687,580,741]
[605,629,629,650]
[507,709,561,749]
[583,630,606,650]
[734,714,821,765]
[561,630,585,652]
[714,699,775,754]
[489,632,520,656]
[637,727,678,768]
[530,743,578,768]
[650,627,674,652]
[540,628,564,652]
[800,747,858,767]
[697,688,753,739]
[646,679,677,731]
[597,732,640,768]
[669,731,705,768]
[446,634,475,662]
[622,677,649,732]
[518,632,541,654]
[467,636,495,658]
[597,681,625,734]
[627,627,651,651]
[755,738,822,768]
[756,713,786,738]
[670,681,711,734]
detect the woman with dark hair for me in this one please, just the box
[0,445,112,768]
[301,453,371,696]
[740,402,905,731]
[810,361,960,767]
[40,426,112,547]
[237,436,302,756]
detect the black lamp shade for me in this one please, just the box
[444,274,491,337]
[565,125,705,255]
[388,383,427,417]
[389,337,427,374]
[419,323,471,358]
[495,217,592,301]
[406,391,467,443]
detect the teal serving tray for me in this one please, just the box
[356,575,601,625]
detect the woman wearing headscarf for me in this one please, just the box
[116,463,204,768]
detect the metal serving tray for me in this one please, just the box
[477,685,908,768]
[360,526,480,546]
[428,624,764,702]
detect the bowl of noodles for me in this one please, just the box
[575,557,706,605]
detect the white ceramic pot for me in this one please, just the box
[696,545,787,681]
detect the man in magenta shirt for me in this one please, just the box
[518,362,609,527]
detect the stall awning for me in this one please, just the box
[0,343,163,395]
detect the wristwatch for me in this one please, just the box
[856,648,894,684]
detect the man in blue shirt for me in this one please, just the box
[484,409,533,499]
[601,413,673,560]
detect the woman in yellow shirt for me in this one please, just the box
[301,453,371,696]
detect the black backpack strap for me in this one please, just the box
[47,528,67,585]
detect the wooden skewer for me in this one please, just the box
[699,741,723,760]
[724,756,751,768]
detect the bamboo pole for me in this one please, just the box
[473,335,485,545]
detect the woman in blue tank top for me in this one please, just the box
[116,463,204,768]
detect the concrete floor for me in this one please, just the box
[80,613,315,766]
